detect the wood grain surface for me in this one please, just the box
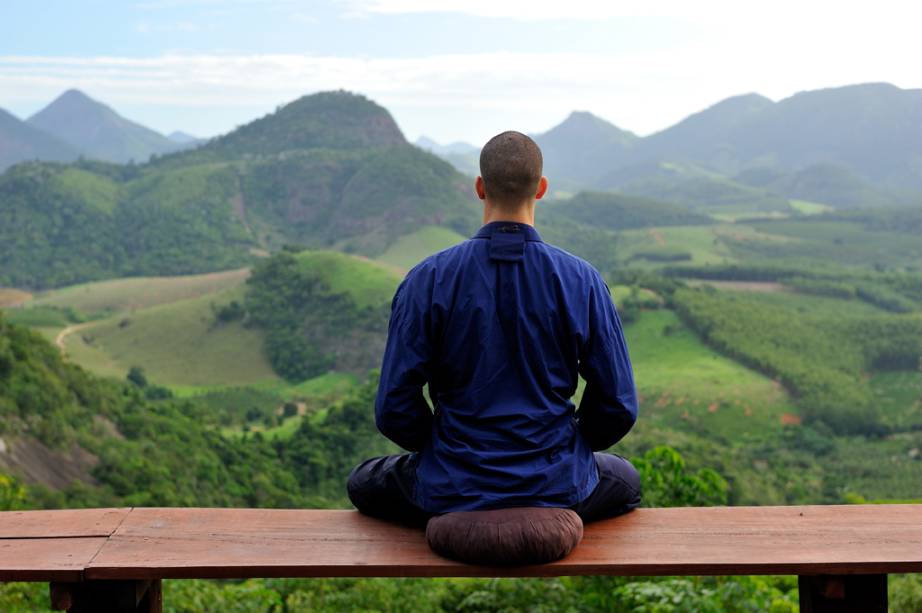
[87,505,922,579]
[3,505,921,581]
[0,537,109,581]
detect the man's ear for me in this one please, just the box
[475,176,487,200]
[535,176,548,200]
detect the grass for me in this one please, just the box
[61,286,278,386]
[52,168,119,214]
[869,371,922,431]
[788,199,834,215]
[618,225,737,267]
[375,225,467,271]
[624,309,794,442]
[29,268,250,318]
[739,220,922,269]
[728,288,888,318]
[0,289,32,308]
[3,306,77,328]
[296,251,401,309]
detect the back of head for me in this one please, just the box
[479,131,543,206]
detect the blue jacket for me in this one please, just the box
[375,221,638,513]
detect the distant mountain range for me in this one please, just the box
[0,91,478,289]
[0,107,79,170]
[0,89,198,170]
[530,83,922,208]
[415,136,479,176]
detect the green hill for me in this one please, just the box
[0,91,479,290]
[376,225,467,270]
[193,90,405,158]
[0,160,255,289]
[26,268,250,316]
[599,161,792,218]
[243,250,401,382]
[61,286,277,387]
[543,191,713,231]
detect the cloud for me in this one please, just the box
[1,32,920,142]
[342,0,920,23]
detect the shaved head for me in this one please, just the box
[479,131,544,205]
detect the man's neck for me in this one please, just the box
[483,201,535,226]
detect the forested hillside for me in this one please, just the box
[0,91,478,289]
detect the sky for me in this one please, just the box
[2,0,922,144]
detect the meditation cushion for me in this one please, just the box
[425,507,583,565]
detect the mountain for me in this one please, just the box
[734,163,900,209]
[533,111,638,191]
[0,91,478,290]
[167,130,205,147]
[415,136,478,156]
[195,90,405,158]
[729,83,922,189]
[635,93,774,173]
[534,83,922,207]
[415,136,480,176]
[0,107,79,172]
[26,89,186,164]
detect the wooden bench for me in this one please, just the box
[2,505,921,612]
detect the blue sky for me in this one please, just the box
[2,0,921,143]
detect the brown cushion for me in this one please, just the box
[425,507,583,566]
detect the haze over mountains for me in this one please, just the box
[2,82,922,290]
[0,90,477,289]
[0,89,197,170]
[422,83,922,209]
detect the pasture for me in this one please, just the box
[61,286,278,386]
[27,268,250,317]
[624,309,794,442]
[376,225,467,271]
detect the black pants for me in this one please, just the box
[347,452,642,527]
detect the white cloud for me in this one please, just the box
[343,0,922,24]
[2,21,921,143]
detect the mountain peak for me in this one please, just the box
[30,89,117,124]
[27,89,181,163]
[203,90,406,157]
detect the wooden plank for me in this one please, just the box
[0,508,130,539]
[85,505,922,579]
[0,537,108,582]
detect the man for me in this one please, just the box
[347,131,640,525]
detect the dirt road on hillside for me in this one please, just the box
[55,322,97,355]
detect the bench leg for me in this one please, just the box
[50,579,162,612]
[799,574,887,613]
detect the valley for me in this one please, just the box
[2,84,921,610]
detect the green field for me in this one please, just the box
[788,199,834,215]
[625,309,794,441]
[62,286,278,386]
[297,251,401,308]
[376,225,467,271]
[27,268,250,317]
[738,220,922,268]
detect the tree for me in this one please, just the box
[126,366,148,388]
